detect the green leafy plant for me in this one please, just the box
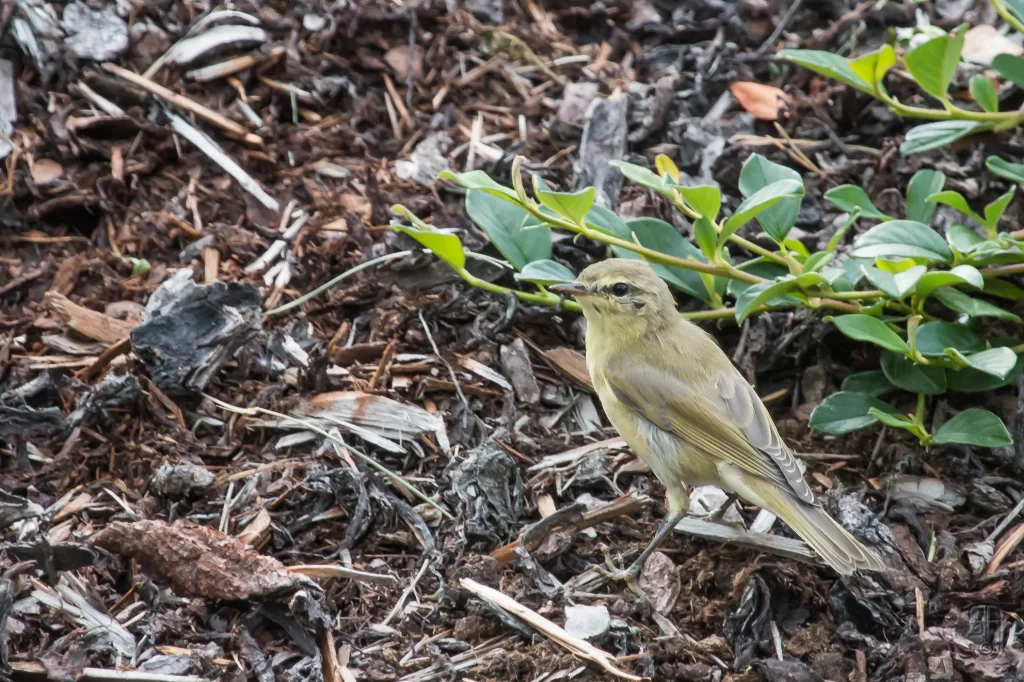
[392,154,1023,449]
[780,14,1024,173]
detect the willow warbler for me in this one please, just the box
[550,259,886,579]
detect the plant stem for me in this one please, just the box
[459,269,582,312]
[991,0,1024,38]
[668,191,791,268]
[825,289,885,300]
[877,88,1024,126]
[526,201,767,284]
[458,268,759,321]
[981,263,1024,278]
[729,234,790,266]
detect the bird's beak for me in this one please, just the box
[549,282,591,297]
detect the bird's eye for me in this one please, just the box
[611,283,630,296]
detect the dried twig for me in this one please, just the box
[418,310,468,407]
[102,63,262,146]
[460,578,641,680]
[380,556,432,627]
[286,563,398,586]
[166,112,279,211]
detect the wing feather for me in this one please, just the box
[605,354,815,504]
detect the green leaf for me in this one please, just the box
[868,407,916,430]
[514,259,576,286]
[722,178,805,243]
[874,257,922,274]
[821,256,868,291]
[611,161,672,198]
[900,121,981,156]
[849,50,880,89]
[779,49,874,94]
[535,184,595,225]
[655,154,680,184]
[992,53,1024,89]
[881,352,947,394]
[947,225,986,253]
[783,238,810,259]
[678,185,722,221]
[945,347,1018,379]
[984,187,1016,228]
[804,251,833,272]
[585,204,631,240]
[986,155,1024,184]
[969,74,999,113]
[849,45,897,91]
[932,408,1012,447]
[985,278,1024,301]
[693,217,718,260]
[874,44,898,85]
[125,257,151,277]
[737,155,804,242]
[824,185,889,220]
[851,220,953,263]
[830,314,909,354]
[466,189,551,270]
[393,223,466,270]
[947,343,1024,392]
[438,169,520,203]
[860,264,926,299]
[905,169,946,223]
[612,218,709,300]
[915,321,983,356]
[1008,0,1024,22]
[734,273,825,323]
[842,370,896,397]
[808,392,900,435]
[904,33,963,101]
[927,190,985,225]
[934,287,1022,321]
[914,265,984,300]
[727,259,792,302]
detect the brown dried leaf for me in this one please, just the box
[91,519,303,600]
[638,551,680,615]
[30,158,64,185]
[384,45,424,81]
[541,347,593,391]
[729,82,793,121]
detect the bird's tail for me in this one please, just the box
[746,479,888,575]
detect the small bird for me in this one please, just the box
[550,259,886,581]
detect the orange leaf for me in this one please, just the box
[729,82,793,121]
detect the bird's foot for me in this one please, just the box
[705,495,740,525]
[597,550,646,598]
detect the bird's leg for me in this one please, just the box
[600,509,688,589]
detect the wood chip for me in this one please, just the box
[45,292,137,345]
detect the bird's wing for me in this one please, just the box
[604,354,815,504]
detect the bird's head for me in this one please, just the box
[550,259,676,338]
